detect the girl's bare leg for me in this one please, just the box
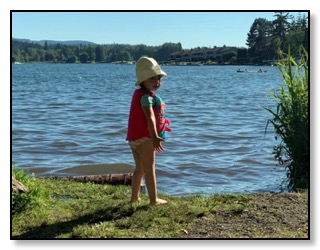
[130,149,144,205]
[138,140,167,205]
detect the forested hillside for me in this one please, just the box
[12,12,308,64]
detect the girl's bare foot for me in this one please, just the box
[150,198,168,206]
[130,198,141,207]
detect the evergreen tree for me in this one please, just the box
[272,12,291,50]
[246,18,273,61]
[95,45,106,62]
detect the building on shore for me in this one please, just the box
[169,46,238,62]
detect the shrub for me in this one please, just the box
[12,166,49,214]
[265,47,309,191]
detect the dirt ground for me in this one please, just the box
[183,191,309,238]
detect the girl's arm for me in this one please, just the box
[142,106,164,152]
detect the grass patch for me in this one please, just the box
[11,176,308,239]
[12,167,49,214]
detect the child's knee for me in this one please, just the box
[134,167,144,176]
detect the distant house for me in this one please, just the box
[169,46,238,62]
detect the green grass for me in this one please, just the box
[12,167,50,214]
[11,178,220,238]
[11,175,308,239]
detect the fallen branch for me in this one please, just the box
[43,173,133,185]
[12,176,29,194]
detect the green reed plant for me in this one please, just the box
[265,47,309,191]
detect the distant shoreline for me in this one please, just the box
[13,61,274,66]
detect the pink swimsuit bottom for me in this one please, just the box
[128,137,152,151]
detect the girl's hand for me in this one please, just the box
[142,106,165,152]
[153,137,165,152]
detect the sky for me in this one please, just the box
[11,11,308,49]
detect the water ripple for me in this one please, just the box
[12,64,287,195]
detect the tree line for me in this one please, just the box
[244,12,308,64]
[12,40,183,64]
[12,12,308,64]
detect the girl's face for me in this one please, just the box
[142,75,162,91]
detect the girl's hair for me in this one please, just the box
[140,83,146,90]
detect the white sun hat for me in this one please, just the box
[135,56,167,86]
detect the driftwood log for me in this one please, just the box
[12,176,28,194]
[44,173,133,185]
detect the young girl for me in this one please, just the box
[126,56,171,206]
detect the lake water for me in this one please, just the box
[12,63,287,196]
